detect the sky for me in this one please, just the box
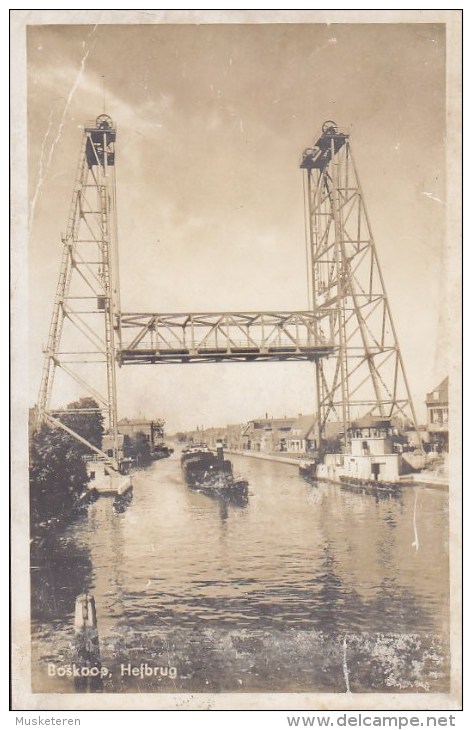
[26,21,450,432]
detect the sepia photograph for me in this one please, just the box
[11,9,462,712]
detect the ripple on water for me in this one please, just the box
[31,453,450,692]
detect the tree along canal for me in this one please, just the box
[31,450,449,694]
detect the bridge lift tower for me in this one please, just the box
[37,114,122,469]
[36,116,420,468]
[301,121,421,449]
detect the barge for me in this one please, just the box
[181,441,249,498]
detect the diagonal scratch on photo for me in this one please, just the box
[27,22,450,696]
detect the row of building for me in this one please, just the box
[188,414,322,455]
[184,377,449,457]
[29,378,449,458]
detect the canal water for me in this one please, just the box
[31,451,450,694]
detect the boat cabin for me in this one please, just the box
[317,416,402,483]
[348,417,394,456]
[182,443,211,454]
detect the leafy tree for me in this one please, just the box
[30,423,88,528]
[57,397,104,451]
[29,397,105,530]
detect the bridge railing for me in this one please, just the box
[117,311,335,364]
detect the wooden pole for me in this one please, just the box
[73,593,102,691]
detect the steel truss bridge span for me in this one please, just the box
[118,311,334,365]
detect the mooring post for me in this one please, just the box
[73,593,102,690]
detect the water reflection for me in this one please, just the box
[31,451,450,693]
[31,525,94,626]
[113,490,133,513]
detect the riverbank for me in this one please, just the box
[399,472,449,489]
[225,449,302,466]
[226,449,449,489]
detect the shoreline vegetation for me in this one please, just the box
[29,397,104,534]
[29,398,163,534]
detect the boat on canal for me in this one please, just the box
[181,441,249,498]
[299,458,318,481]
[151,443,174,460]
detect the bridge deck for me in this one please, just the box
[118,311,333,365]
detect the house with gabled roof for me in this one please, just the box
[286,414,318,453]
[241,414,321,454]
[242,417,296,453]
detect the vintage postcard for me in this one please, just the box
[11,10,462,711]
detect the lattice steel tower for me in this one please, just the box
[37,114,121,469]
[301,121,421,451]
